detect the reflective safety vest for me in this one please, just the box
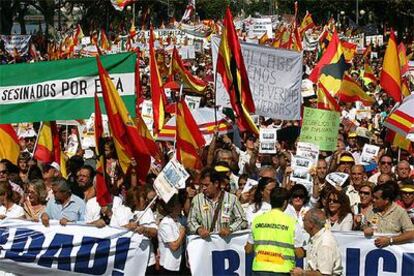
[251,208,296,273]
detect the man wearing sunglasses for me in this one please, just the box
[368,154,394,185]
[396,180,414,224]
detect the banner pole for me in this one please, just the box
[135,194,158,223]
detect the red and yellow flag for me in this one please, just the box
[362,44,371,60]
[96,56,151,181]
[73,24,84,45]
[0,124,20,165]
[171,47,208,94]
[317,82,340,112]
[380,30,402,102]
[385,129,412,152]
[94,93,112,207]
[337,73,375,106]
[299,12,315,35]
[258,32,269,45]
[176,100,206,169]
[216,7,259,136]
[341,40,357,63]
[398,42,409,76]
[149,26,165,134]
[100,29,111,51]
[136,115,163,163]
[34,122,58,164]
[363,63,377,83]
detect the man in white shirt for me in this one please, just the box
[291,208,343,276]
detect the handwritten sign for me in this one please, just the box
[300,107,340,151]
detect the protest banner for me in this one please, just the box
[212,36,303,120]
[0,52,136,124]
[300,107,340,151]
[360,144,380,165]
[186,231,414,276]
[0,219,150,276]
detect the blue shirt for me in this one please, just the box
[45,194,86,222]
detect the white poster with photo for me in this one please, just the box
[290,155,313,186]
[141,99,154,133]
[296,142,319,167]
[360,144,380,165]
[326,172,349,187]
[259,128,277,153]
[185,95,202,110]
[153,158,190,202]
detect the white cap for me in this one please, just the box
[50,161,61,172]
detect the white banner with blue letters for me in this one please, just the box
[187,230,414,276]
[0,219,150,276]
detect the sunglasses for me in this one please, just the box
[328,198,340,204]
[380,161,392,165]
[359,191,371,196]
[402,192,414,196]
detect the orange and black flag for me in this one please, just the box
[0,124,20,165]
[216,7,259,136]
[94,93,112,207]
[316,82,340,112]
[171,47,208,94]
[96,56,151,182]
[380,29,402,102]
[149,26,166,134]
[176,100,206,169]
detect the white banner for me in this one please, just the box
[0,219,150,275]
[187,231,414,276]
[212,36,303,120]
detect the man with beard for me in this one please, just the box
[73,165,95,201]
[41,178,85,226]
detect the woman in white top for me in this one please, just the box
[0,181,24,219]
[110,187,158,272]
[158,195,186,274]
[245,177,276,226]
[325,189,353,231]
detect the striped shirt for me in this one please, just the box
[188,191,247,234]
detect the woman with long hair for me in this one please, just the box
[23,179,47,221]
[245,177,276,226]
[0,181,24,219]
[324,189,353,231]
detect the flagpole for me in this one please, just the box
[397,148,401,162]
[174,84,184,152]
[134,194,158,223]
[213,65,218,130]
[27,122,44,177]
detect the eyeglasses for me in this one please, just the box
[380,161,392,165]
[0,170,7,175]
[359,191,371,196]
[328,198,340,204]
[402,192,414,196]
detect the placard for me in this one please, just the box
[360,144,380,165]
[259,128,277,153]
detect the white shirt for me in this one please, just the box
[85,196,123,223]
[345,185,360,213]
[368,172,380,184]
[328,213,353,231]
[110,205,158,266]
[307,228,343,275]
[245,202,271,227]
[158,216,182,271]
[284,204,310,247]
[0,203,24,219]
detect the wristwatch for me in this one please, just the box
[389,237,394,245]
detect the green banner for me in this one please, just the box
[0,53,136,124]
[300,107,340,151]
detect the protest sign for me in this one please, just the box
[360,144,380,165]
[186,231,414,276]
[0,219,150,276]
[185,95,202,110]
[141,99,154,134]
[212,36,303,120]
[291,155,313,186]
[326,172,349,187]
[296,142,319,167]
[153,158,190,202]
[259,128,277,153]
[0,52,136,124]
[300,107,340,151]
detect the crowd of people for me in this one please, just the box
[1,15,414,276]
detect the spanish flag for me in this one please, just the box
[34,121,67,178]
[380,30,402,102]
[100,29,111,51]
[0,124,20,165]
[136,115,163,162]
[341,40,357,63]
[216,7,259,136]
[316,82,340,112]
[299,12,315,36]
[94,93,112,207]
[171,47,207,94]
[398,42,409,76]
[96,56,151,181]
[73,24,84,45]
[258,32,269,45]
[149,26,165,134]
[385,129,412,152]
[337,73,375,106]
[363,63,377,83]
[176,100,206,169]
[363,44,372,60]
[384,109,414,138]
